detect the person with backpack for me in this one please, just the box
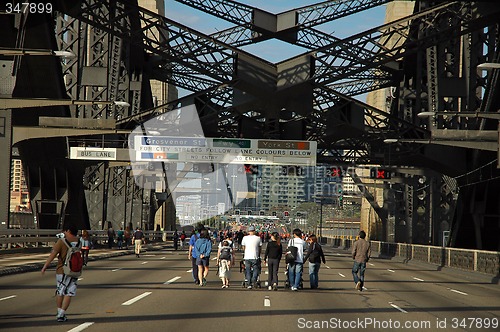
[217,240,234,288]
[303,234,326,289]
[41,224,82,322]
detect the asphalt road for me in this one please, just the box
[0,245,498,332]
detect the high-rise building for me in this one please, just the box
[9,158,30,212]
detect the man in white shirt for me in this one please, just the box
[287,228,306,291]
[241,226,262,289]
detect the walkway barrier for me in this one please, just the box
[324,236,499,277]
[0,229,171,249]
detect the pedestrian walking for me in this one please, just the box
[80,229,91,266]
[41,225,81,322]
[287,228,306,291]
[241,226,262,289]
[195,229,212,286]
[180,231,186,249]
[303,234,326,289]
[352,230,371,291]
[188,225,203,284]
[217,240,234,288]
[107,223,115,249]
[173,230,179,250]
[264,231,282,291]
[124,226,131,249]
[116,228,124,249]
[132,227,144,258]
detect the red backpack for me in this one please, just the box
[62,239,84,278]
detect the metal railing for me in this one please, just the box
[322,235,499,277]
[0,229,170,249]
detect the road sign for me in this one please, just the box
[134,136,317,165]
[70,147,117,160]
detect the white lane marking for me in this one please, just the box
[161,257,166,259]
[387,269,395,273]
[338,273,345,278]
[0,295,16,301]
[144,254,155,257]
[78,277,84,281]
[368,263,375,266]
[336,253,341,256]
[264,296,271,307]
[164,276,181,285]
[389,302,408,313]
[186,269,193,273]
[412,277,424,282]
[449,289,468,296]
[68,322,95,332]
[122,292,152,306]
[325,265,331,269]
[141,262,148,265]
[111,268,122,272]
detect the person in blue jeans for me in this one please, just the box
[352,230,371,291]
[303,234,326,289]
[188,226,203,284]
[287,228,306,291]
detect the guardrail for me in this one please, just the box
[0,229,172,249]
[323,235,500,277]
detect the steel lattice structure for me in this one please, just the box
[2,0,500,250]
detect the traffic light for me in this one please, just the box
[272,211,277,217]
[370,167,391,179]
[235,209,240,215]
[283,211,289,217]
[259,210,265,216]
[244,164,259,175]
[329,167,343,177]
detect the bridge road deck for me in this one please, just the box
[0,244,498,332]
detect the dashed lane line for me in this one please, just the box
[412,277,424,282]
[186,269,193,273]
[67,322,95,332]
[325,265,331,269]
[449,288,468,296]
[160,257,166,259]
[338,273,345,278]
[164,276,182,285]
[368,263,375,266]
[122,292,152,306]
[111,268,122,272]
[141,262,148,265]
[0,295,16,301]
[387,269,395,273]
[389,302,408,313]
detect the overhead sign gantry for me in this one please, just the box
[133,136,317,166]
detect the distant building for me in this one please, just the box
[10,159,30,212]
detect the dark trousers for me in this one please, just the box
[191,257,199,282]
[267,258,280,286]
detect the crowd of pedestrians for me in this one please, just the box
[41,222,370,323]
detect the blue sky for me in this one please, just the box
[163,0,388,63]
